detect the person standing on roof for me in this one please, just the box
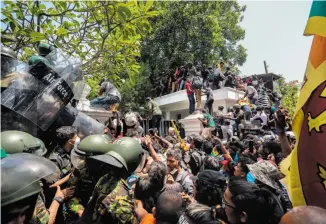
[185,77,195,114]
[146,97,162,135]
[202,83,214,115]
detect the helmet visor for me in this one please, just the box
[71,148,86,170]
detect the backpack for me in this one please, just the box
[191,76,203,89]
[125,112,138,127]
[189,150,207,175]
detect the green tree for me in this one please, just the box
[277,77,299,118]
[1,0,159,84]
[140,1,247,79]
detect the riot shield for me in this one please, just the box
[1,49,80,131]
[71,110,106,139]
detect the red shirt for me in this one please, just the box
[185,81,193,95]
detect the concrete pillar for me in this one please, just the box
[165,111,171,120]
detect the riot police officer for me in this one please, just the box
[78,137,145,224]
[0,130,47,156]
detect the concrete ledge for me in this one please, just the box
[80,108,112,124]
[179,113,204,136]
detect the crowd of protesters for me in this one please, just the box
[3,45,326,224]
[100,104,326,224]
[153,62,245,98]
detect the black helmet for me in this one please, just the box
[0,130,47,156]
[90,137,143,173]
[1,153,59,206]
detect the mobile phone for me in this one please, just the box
[249,140,254,153]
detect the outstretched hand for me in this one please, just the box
[145,135,152,146]
[274,108,287,133]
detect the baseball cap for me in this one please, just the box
[247,160,280,190]
[190,170,226,187]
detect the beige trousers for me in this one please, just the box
[195,89,202,108]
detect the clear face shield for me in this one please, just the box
[70,147,86,170]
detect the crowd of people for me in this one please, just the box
[2,44,326,224]
[3,101,326,224]
[153,62,244,99]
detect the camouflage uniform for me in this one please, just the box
[64,167,96,221]
[89,174,137,224]
[31,192,50,224]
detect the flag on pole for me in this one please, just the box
[281,1,326,208]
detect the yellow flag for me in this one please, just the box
[282,1,326,208]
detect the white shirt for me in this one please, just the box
[250,111,268,126]
[246,86,258,99]
[221,125,233,140]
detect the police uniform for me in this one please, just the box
[49,146,73,178]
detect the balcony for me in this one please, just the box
[154,87,245,120]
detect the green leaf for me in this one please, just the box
[54,40,63,49]
[144,0,153,11]
[146,10,160,17]
[118,5,132,17]
[39,4,46,10]
[117,9,127,23]
[29,31,46,42]
[56,27,68,36]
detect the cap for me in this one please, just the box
[190,170,226,187]
[247,160,280,190]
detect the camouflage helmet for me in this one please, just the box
[1,46,17,59]
[1,153,59,206]
[38,43,55,57]
[0,131,47,156]
[27,55,51,67]
[90,137,143,173]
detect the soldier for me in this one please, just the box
[0,130,48,156]
[49,126,77,180]
[1,153,60,224]
[1,46,18,92]
[0,131,74,224]
[78,137,145,224]
[64,134,113,222]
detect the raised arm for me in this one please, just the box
[274,109,292,157]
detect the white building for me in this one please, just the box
[154,87,245,121]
